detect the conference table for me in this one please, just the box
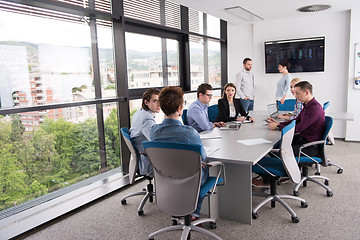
[200,112,280,224]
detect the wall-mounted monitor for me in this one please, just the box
[265,37,325,73]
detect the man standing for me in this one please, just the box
[187,83,225,132]
[235,58,254,112]
[267,81,325,157]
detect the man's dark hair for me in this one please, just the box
[197,83,212,98]
[159,86,184,116]
[295,81,313,95]
[243,58,252,65]
[142,88,160,110]
[279,61,291,69]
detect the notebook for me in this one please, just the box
[220,124,241,130]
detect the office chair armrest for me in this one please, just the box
[300,140,325,149]
[297,140,326,164]
[206,161,226,194]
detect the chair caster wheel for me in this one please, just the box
[292,216,300,223]
[121,199,126,205]
[172,219,178,225]
[301,202,308,208]
[315,172,320,175]
[149,238,154,240]
[252,213,258,219]
[327,191,333,197]
[210,222,217,229]
[337,169,343,174]
[324,180,329,186]
[293,191,299,197]
[138,210,144,216]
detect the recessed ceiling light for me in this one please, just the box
[297,4,331,12]
[225,6,263,22]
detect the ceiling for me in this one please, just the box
[171,0,360,24]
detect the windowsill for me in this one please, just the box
[0,169,132,239]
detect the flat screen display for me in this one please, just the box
[265,37,325,73]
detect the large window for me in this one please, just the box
[0,0,226,232]
[126,33,180,89]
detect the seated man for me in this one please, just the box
[130,88,160,176]
[150,86,208,220]
[187,83,225,132]
[267,81,325,157]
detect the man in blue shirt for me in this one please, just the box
[187,83,225,132]
[130,88,160,176]
[150,86,208,220]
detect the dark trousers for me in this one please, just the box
[292,134,319,158]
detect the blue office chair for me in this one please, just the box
[208,104,218,122]
[252,120,308,223]
[120,128,155,216]
[293,116,334,197]
[321,101,343,174]
[143,141,225,239]
[276,99,296,111]
[182,109,188,125]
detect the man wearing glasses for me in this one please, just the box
[187,83,225,132]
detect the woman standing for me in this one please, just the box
[215,83,253,123]
[276,61,293,104]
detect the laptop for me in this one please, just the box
[267,103,279,118]
[220,124,241,130]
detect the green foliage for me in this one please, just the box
[104,108,120,168]
[0,110,122,211]
[73,119,100,173]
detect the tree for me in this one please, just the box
[40,118,76,179]
[73,118,100,173]
[104,108,120,168]
[0,118,26,209]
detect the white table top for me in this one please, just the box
[201,113,280,165]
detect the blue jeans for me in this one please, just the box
[193,166,209,217]
[240,99,254,112]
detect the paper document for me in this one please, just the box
[204,146,220,156]
[237,138,272,146]
[200,132,222,140]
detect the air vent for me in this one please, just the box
[297,4,331,12]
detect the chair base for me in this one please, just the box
[121,179,155,215]
[315,161,343,175]
[328,160,344,174]
[253,179,307,223]
[293,175,333,197]
[149,215,221,240]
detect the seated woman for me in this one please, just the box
[130,88,160,176]
[215,83,254,123]
[150,86,208,221]
[277,78,303,121]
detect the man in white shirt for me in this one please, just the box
[235,58,254,112]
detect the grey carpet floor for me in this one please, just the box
[24,140,360,240]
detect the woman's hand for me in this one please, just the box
[236,116,245,122]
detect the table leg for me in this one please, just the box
[219,162,252,224]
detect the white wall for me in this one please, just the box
[227,23,253,83]
[345,8,360,141]
[228,11,352,138]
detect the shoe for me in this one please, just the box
[278,177,290,184]
[252,178,270,187]
[190,216,202,227]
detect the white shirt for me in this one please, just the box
[235,68,254,100]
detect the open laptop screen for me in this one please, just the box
[267,103,278,118]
